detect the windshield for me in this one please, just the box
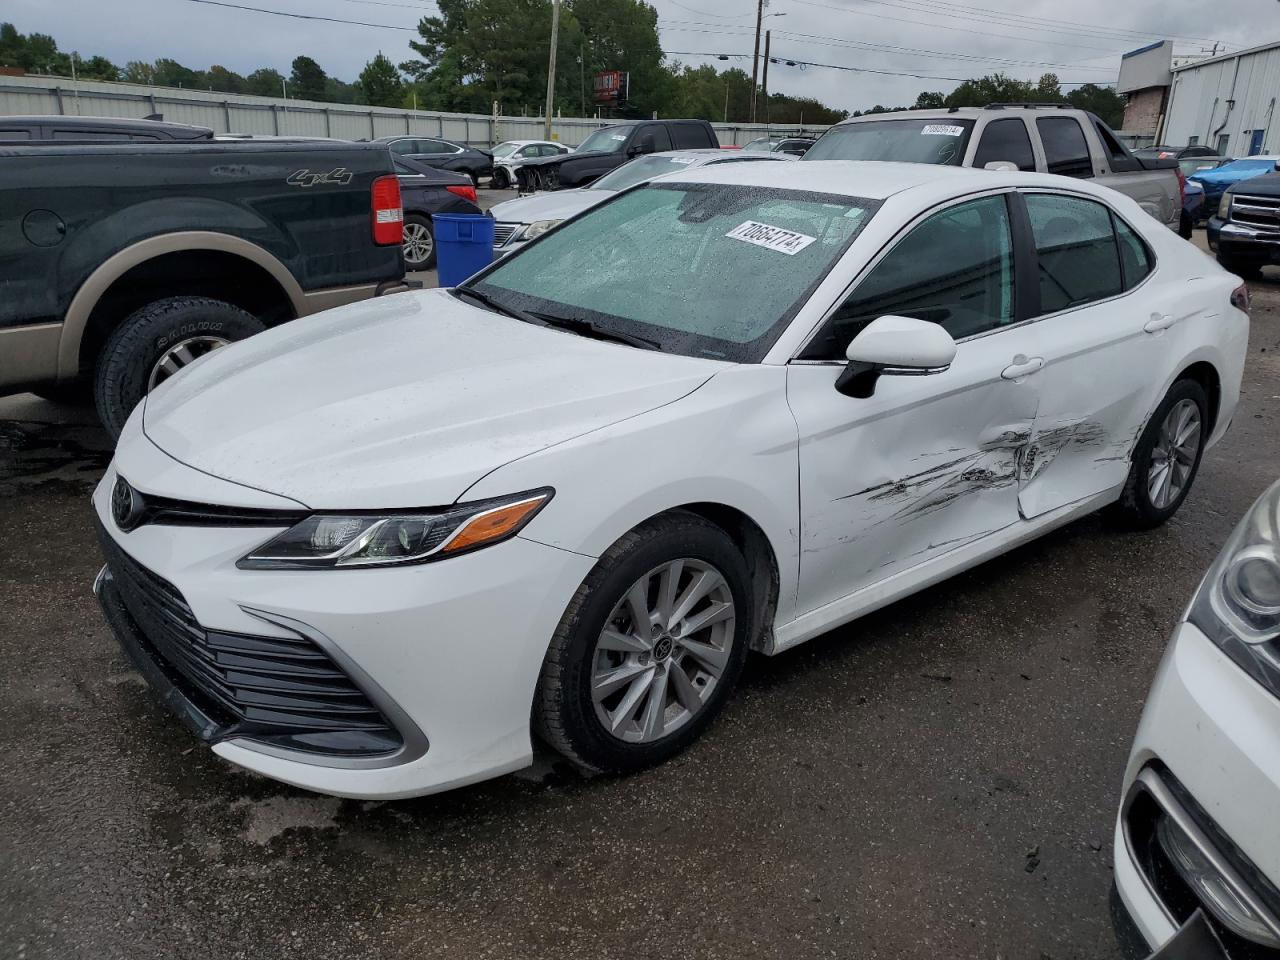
[804,119,975,166]
[470,183,878,362]
[1179,157,1222,176]
[491,141,521,159]
[742,138,779,152]
[577,127,630,154]
[592,154,705,192]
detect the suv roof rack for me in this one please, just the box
[984,102,1073,110]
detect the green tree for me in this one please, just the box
[205,64,245,93]
[244,67,285,97]
[122,60,155,84]
[77,55,120,81]
[1033,72,1065,103]
[944,72,1035,109]
[1067,83,1126,128]
[358,52,404,107]
[289,55,328,101]
[151,58,204,89]
[913,91,945,109]
[571,0,669,118]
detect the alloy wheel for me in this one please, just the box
[402,221,434,267]
[147,335,230,391]
[590,559,736,744]
[1147,398,1202,509]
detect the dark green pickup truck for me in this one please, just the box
[0,139,409,433]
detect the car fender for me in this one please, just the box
[459,365,803,630]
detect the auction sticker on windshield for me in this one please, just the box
[725,220,817,256]
[921,124,965,136]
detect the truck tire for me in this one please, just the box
[94,296,264,437]
[1179,210,1193,240]
[1217,254,1263,280]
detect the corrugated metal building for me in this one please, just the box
[1162,40,1280,156]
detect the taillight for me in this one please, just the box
[1231,282,1251,312]
[1176,166,1186,208]
[371,175,403,246]
[446,184,478,203]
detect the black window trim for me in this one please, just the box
[1016,187,1159,324]
[791,186,1030,362]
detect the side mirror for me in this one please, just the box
[835,315,957,398]
[983,160,1019,172]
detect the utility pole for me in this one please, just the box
[750,0,764,123]
[761,31,771,127]
[544,0,561,140]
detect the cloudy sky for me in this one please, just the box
[6,0,1268,113]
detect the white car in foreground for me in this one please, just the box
[488,148,794,253]
[1114,476,1280,958]
[94,161,1248,799]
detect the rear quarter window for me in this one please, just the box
[1036,117,1094,178]
[671,123,713,149]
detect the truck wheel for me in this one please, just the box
[1179,211,1193,240]
[1218,254,1263,280]
[94,296,264,437]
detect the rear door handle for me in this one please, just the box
[1144,312,1176,333]
[1001,355,1044,380]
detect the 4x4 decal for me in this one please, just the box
[287,167,354,188]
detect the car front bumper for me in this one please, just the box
[91,465,595,799]
[1207,217,1280,262]
[1113,619,1280,953]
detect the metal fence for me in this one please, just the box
[0,74,827,147]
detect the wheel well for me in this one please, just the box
[1176,361,1221,435]
[672,503,781,653]
[79,250,295,374]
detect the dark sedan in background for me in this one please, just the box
[373,135,493,184]
[393,156,482,269]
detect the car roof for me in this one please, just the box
[661,159,991,199]
[0,114,214,139]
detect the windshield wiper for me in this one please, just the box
[453,286,544,326]
[529,311,661,351]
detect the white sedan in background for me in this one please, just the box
[94,161,1248,799]
[488,148,794,254]
[488,139,572,189]
[1114,476,1280,958]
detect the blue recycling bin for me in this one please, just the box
[434,214,496,287]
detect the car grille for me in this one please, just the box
[97,521,402,757]
[492,222,520,247]
[1231,193,1280,232]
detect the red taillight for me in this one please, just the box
[1176,166,1186,208]
[371,175,403,246]
[1231,282,1251,312]
[446,184,478,203]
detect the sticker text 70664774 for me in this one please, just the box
[724,220,818,256]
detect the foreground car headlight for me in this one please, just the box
[1189,480,1280,682]
[1218,192,1233,219]
[522,218,562,240]
[239,489,552,569]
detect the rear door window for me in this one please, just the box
[1025,193,1122,312]
[671,123,709,149]
[1114,216,1154,289]
[639,125,673,152]
[972,119,1035,171]
[1036,118,1094,178]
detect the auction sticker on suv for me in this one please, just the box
[725,220,817,255]
[921,124,965,136]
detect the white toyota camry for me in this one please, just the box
[94,161,1249,799]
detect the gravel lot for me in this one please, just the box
[2,229,1277,960]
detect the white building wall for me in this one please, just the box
[1164,42,1280,156]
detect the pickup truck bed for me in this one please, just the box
[0,139,407,433]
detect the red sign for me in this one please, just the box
[593,70,629,105]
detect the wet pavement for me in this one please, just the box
[2,249,1279,960]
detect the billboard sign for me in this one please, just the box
[1117,39,1173,94]
[593,70,629,105]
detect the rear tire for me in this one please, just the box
[1109,379,1208,529]
[534,512,752,775]
[402,214,436,270]
[94,296,264,437]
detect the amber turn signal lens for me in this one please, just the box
[442,495,549,553]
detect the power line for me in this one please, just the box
[664,0,756,19]
[180,0,420,29]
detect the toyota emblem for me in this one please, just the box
[111,477,142,531]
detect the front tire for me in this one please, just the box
[1110,379,1208,528]
[94,296,263,437]
[534,512,752,774]
[491,167,510,189]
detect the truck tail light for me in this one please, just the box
[1176,166,1187,208]
[371,175,403,246]
[1231,282,1251,312]
[446,184,478,203]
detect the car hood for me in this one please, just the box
[1226,172,1280,197]
[489,189,613,224]
[142,288,722,509]
[1192,167,1264,184]
[519,150,613,168]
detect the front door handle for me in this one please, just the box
[1001,355,1044,380]
[1144,312,1176,333]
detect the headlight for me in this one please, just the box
[1189,480,1280,686]
[1218,192,1233,219]
[238,489,553,569]
[523,218,562,240]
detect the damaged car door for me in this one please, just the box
[1015,192,1177,519]
[788,192,1046,616]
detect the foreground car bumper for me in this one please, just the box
[1207,217,1280,262]
[1113,620,1280,953]
[92,467,595,799]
